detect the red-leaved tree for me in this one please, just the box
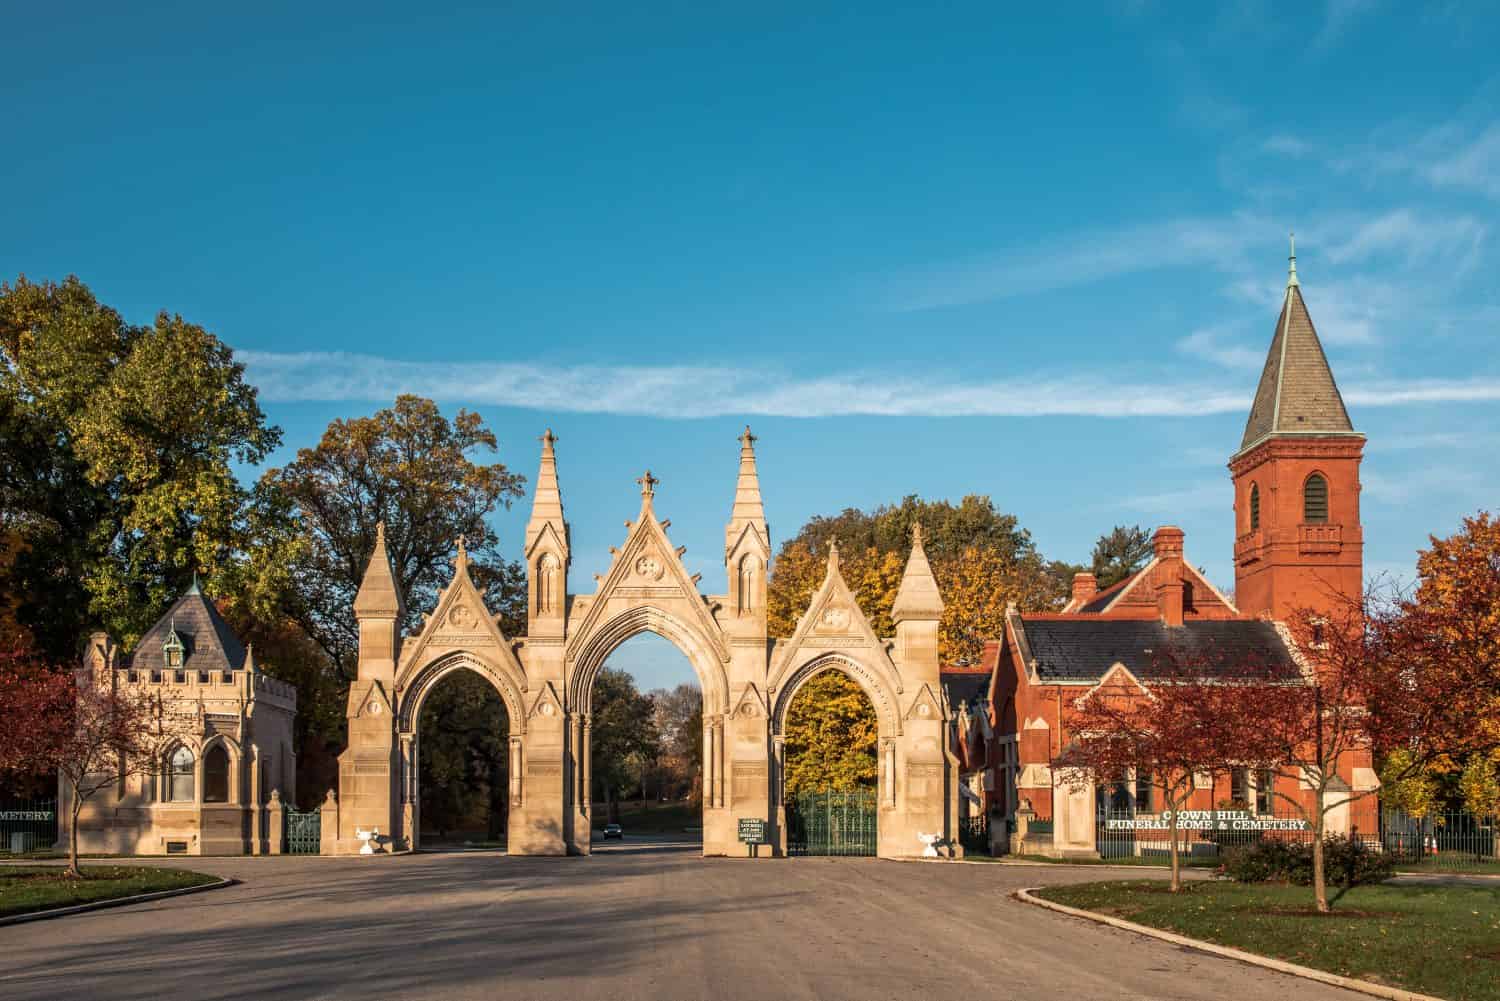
[0,648,176,876]
[1058,658,1273,892]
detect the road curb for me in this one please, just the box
[0,877,235,927]
[1013,887,1443,1001]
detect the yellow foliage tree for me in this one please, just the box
[782,672,878,794]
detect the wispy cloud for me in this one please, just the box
[1314,0,1380,49]
[1176,325,1264,370]
[879,214,1269,312]
[241,350,1500,419]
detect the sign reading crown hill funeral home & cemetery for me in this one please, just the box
[1104,809,1309,832]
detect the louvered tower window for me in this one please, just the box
[1249,484,1260,530]
[1303,474,1329,523]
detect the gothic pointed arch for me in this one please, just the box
[396,650,528,736]
[568,604,730,715]
[770,652,901,739]
[394,538,528,700]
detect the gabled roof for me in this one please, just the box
[131,587,247,673]
[940,666,990,708]
[1239,254,1359,454]
[1015,617,1298,684]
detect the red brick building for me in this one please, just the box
[983,249,1378,857]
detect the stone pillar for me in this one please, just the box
[318,789,339,855]
[581,716,592,818]
[399,733,417,851]
[267,789,285,855]
[1051,771,1098,858]
[249,747,263,855]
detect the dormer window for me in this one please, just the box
[163,624,185,670]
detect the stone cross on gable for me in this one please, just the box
[637,470,659,499]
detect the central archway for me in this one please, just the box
[565,606,732,855]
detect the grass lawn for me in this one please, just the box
[1006,852,1221,868]
[0,866,219,919]
[1036,880,1500,1001]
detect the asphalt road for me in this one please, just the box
[1,842,1372,1001]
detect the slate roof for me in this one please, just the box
[130,587,247,673]
[1018,617,1298,684]
[1240,282,1358,452]
[941,667,990,707]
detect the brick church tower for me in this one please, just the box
[1230,240,1364,620]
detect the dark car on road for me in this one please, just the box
[603,823,623,839]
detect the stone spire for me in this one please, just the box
[525,429,569,561]
[892,522,944,623]
[725,426,769,557]
[1237,244,1359,455]
[353,521,405,619]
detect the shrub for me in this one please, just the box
[1222,839,1303,883]
[1222,835,1394,887]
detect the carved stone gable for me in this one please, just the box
[527,681,563,722]
[904,683,942,722]
[731,684,764,719]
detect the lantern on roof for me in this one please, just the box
[163,620,185,669]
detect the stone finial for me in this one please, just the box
[454,534,469,572]
[540,428,557,452]
[893,520,944,623]
[827,537,841,574]
[739,425,756,450]
[1287,230,1299,288]
[354,519,405,619]
[637,469,659,500]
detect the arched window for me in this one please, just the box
[1249,483,1260,531]
[738,555,759,613]
[204,744,230,803]
[537,554,558,615]
[1303,474,1329,523]
[168,747,195,803]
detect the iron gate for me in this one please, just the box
[787,789,877,856]
[284,806,321,854]
[0,797,58,854]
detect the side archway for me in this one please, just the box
[394,651,527,851]
[771,653,902,740]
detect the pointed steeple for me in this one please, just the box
[725,425,770,559]
[731,426,766,523]
[1237,243,1358,455]
[354,520,405,619]
[892,522,944,623]
[525,429,569,561]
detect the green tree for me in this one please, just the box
[1090,524,1154,590]
[783,672,878,794]
[417,670,510,842]
[589,667,660,820]
[253,395,527,680]
[0,275,279,654]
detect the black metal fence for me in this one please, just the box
[958,813,988,854]
[0,797,59,854]
[1094,803,1497,871]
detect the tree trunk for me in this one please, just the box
[68,778,83,878]
[1169,809,1182,892]
[1312,798,1329,913]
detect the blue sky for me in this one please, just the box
[5,3,1498,690]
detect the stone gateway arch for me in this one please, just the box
[325,429,959,858]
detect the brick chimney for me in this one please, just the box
[1071,572,1098,606]
[1152,526,1186,627]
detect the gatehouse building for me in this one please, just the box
[63,582,298,856]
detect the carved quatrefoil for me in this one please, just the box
[634,551,665,580]
[448,603,477,630]
[818,605,851,631]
